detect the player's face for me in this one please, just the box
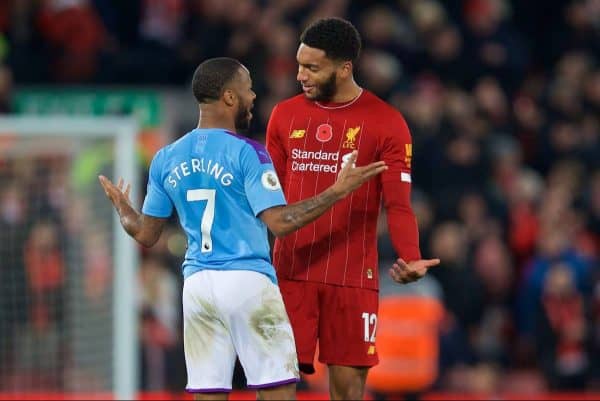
[296,43,341,102]
[232,67,256,130]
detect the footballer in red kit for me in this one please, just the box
[266,18,440,400]
[268,90,421,288]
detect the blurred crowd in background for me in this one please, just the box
[0,0,599,397]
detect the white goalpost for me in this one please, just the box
[0,116,139,400]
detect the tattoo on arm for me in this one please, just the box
[276,187,342,234]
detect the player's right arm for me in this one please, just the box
[265,104,288,185]
[259,151,386,237]
[99,149,171,247]
[98,175,168,247]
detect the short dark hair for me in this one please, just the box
[192,57,243,104]
[300,17,361,63]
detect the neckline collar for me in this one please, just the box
[314,88,364,110]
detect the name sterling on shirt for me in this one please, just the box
[168,158,234,188]
[291,148,339,173]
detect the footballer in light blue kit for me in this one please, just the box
[141,127,300,393]
[98,57,386,399]
[142,128,286,284]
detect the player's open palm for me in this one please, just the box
[98,175,133,212]
[334,151,387,197]
[389,257,441,284]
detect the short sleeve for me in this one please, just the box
[240,141,287,216]
[142,149,174,218]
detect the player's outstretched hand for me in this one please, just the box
[98,175,132,212]
[333,151,387,197]
[389,257,441,284]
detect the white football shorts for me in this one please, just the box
[182,269,299,393]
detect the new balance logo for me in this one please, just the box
[290,129,305,139]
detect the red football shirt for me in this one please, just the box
[266,90,421,290]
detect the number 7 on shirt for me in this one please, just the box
[187,189,216,253]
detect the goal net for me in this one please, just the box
[0,116,139,399]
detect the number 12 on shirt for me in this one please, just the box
[187,189,216,253]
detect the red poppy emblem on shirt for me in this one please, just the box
[316,123,333,142]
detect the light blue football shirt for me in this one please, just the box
[142,128,287,284]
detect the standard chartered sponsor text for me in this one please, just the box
[291,148,340,173]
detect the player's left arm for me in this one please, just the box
[380,113,440,284]
[99,175,168,247]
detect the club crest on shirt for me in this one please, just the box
[366,268,373,279]
[261,170,281,191]
[315,123,333,142]
[290,129,305,139]
[342,126,360,149]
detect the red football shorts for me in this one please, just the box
[278,278,379,374]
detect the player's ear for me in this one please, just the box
[338,61,353,79]
[223,88,236,107]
